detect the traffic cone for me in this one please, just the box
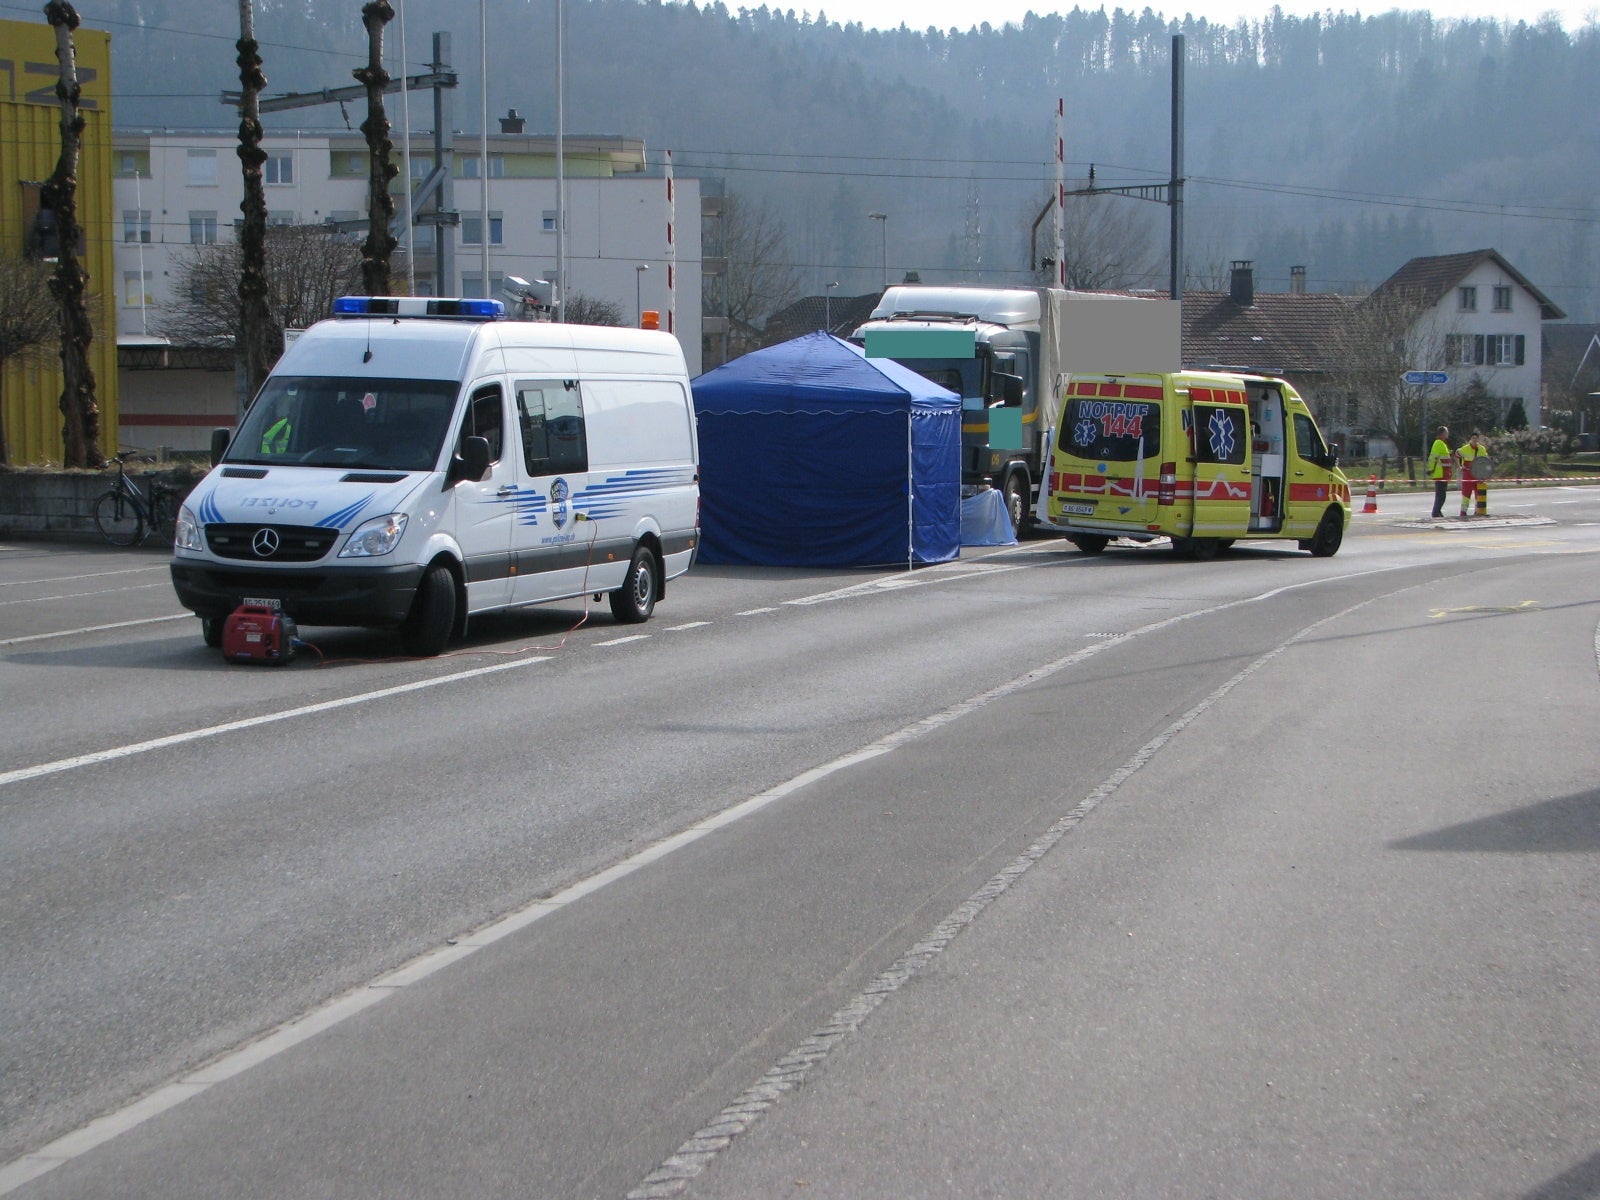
[1362,475,1378,514]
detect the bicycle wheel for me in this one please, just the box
[93,489,145,546]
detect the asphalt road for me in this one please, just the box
[2,486,1598,1198]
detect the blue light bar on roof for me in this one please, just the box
[332,296,506,320]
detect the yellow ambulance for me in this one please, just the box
[1045,370,1351,558]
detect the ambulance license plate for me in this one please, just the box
[1060,503,1095,516]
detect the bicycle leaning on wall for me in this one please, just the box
[92,452,182,547]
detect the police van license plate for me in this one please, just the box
[1060,503,1095,516]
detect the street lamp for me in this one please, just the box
[867,212,887,289]
[635,263,649,326]
[824,280,838,334]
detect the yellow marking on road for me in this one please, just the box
[1429,600,1541,619]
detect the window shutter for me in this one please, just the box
[1474,334,1485,365]
[1514,334,1525,366]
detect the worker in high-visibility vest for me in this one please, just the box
[1457,432,1489,517]
[261,415,292,455]
[1426,425,1452,519]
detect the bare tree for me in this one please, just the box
[561,294,624,327]
[42,0,101,467]
[354,1,398,296]
[1032,186,1162,291]
[1327,285,1437,457]
[235,0,275,402]
[158,225,367,350]
[0,256,56,465]
[722,193,803,360]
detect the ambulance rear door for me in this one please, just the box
[1179,382,1252,538]
[1053,377,1166,533]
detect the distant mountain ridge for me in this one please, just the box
[90,0,1599,319]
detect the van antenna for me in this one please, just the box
[363,321,373,363]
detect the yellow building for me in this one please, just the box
[0,16,117,465]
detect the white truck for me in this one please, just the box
[852,285,1181,535]
[170,296,699,656]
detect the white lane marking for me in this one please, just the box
[595,634,651,646]
[0,566,166,588]
[0,582,172,607]
[736,607,777,616]
[0,656,553,790]
[0,614,190,647]
[0,571,1402,1192]
[788,561,1030,606]
[666,621,711,631]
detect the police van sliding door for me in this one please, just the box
[510,379,594,605]
[1183,387,1252,537]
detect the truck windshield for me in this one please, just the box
[227,376,460,471]
[894,358,981,403]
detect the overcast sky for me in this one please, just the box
[803,1,1596,32]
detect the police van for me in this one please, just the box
[1045,369,1350,558]
[170,296,700,655]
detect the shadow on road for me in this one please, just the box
[1390,789,1600,854]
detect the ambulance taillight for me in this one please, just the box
[1158,462,1177,506]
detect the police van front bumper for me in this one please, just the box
[170,558,425,628]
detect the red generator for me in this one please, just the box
[221,601,298,665]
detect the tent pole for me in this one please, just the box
[907,412,914,571]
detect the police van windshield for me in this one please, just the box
[228,376,460,471]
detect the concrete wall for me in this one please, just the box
[0,467,203,540]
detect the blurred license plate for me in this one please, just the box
[1060,503,1095,515]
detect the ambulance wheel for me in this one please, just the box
[1070,534,1109,555]
[1305,510,1344,557]
[1190,538,1220,560]
[200,616,224,648]
[609,546,657,624]
[401,564,456,656]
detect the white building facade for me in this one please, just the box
[110,125,701,452]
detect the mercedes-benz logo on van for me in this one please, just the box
[252,528,281,558]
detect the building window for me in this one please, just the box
[542,210,558,233]
[461,272,506,299]
[460,213,504,246]
[460,155,505,179]
[186,148,217,186]
[268,211,296,227]
[1492,285,1512,312]
[1458,286,1477,312]
[264,153,294,185]
[122,210,151,243]
[123,270,155,307]
[1492,334,1517,365]
[189,212,218,244]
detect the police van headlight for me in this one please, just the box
[339,513,409,558]
[174,504,204,551]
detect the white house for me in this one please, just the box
[1374,249,1565,429]
[109,119,702,453]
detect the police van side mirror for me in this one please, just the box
[210,427,231,466]
[450,435,492,484]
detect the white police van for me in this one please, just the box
[170,296,700,656]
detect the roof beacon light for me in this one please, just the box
[332,296,506,321]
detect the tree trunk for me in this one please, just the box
[354,2,398,297]
[235,0,278,404]
[44,1,101,468]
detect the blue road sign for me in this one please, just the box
[1403,370,1451,385]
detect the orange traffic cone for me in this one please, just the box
[1362,475,1378,514]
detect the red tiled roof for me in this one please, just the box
[1182,290,1352,375]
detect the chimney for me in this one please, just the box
[499,108,525,134]
[1290,265,1306,294]
[1230,260,1255,307]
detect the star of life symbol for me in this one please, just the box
[1207,409,1237,460]
[1072,417,1098,448]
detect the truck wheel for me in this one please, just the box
[1304,510,1344,557]
[401,563,456,656]
[1069,534,1109,555]
[1002,473,1030,538]
[609,545,657,623]
[201,616,224,648]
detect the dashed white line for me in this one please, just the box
[595,634,651,646]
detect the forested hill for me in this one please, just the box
[86,0,1600,319]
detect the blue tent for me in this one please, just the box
[692,332,961,567]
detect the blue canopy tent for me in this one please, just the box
[692,332,961,567]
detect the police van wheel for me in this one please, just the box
[609,546,658,624]
[1070,534,1109,555]
[402,564,456,656]
[1305,510,1344,557]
